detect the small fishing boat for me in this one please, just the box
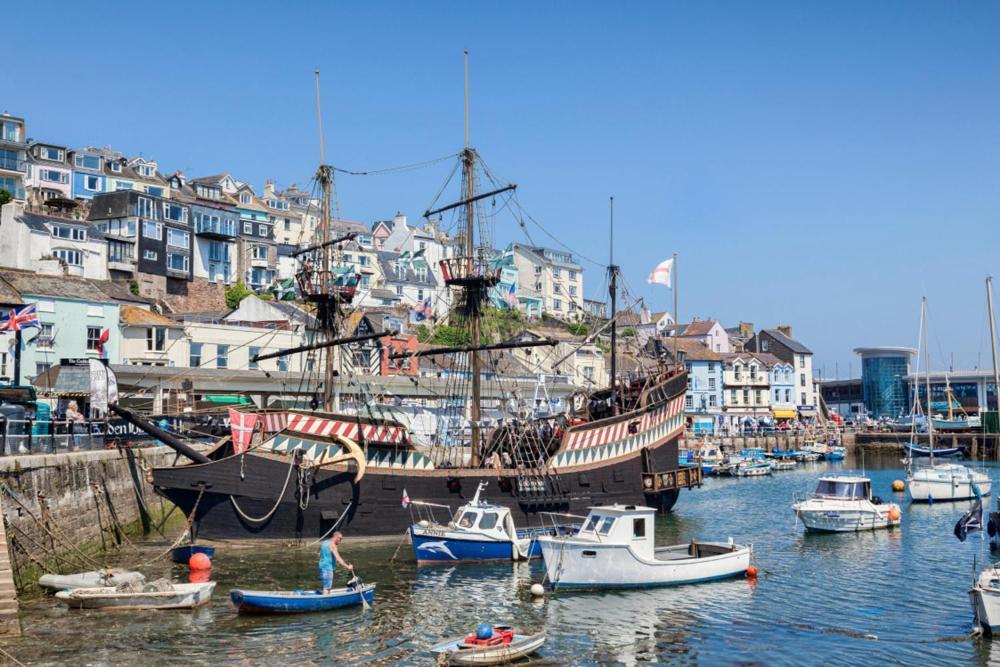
[771,460,797,472]
[38,569,145,593]
[735,460,772,477]
[905,442,961,458]
[792,475,901,532]
[800,451,820,462]
[231,581,376,614]
[171,545,216,564]
[430,624,546,665]
[909,463,991,502]
[933,416,981,431]
[537,505,752,589]
[694,445,724,475]
[409,482,574,563]
[55,581,216,610]
[823,446,846,461]
[970,564,1000,634]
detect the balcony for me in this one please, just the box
[108,258,136,273]
[0,155,26,173]
[195,219,237,239]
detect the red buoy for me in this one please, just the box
[746,566,758,579]
[189,552,212,571]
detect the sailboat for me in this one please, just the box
[119,62,698,540]
[930,374,982,431]
[906,297,990,503]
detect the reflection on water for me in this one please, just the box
[8,453,1000,665]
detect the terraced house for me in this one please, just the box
[0,113,28,202]
[24,140,71,206]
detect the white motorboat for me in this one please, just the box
[792,475,901,532]
[38,569,145,592]
[970,564,1000,634]
[538,505,752,589]
[55,581,216,610]
[771,460,797,472]
[735,460,772,477]
[908,463,991,502]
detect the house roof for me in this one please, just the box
[684,320,720,336]
[0,270,113,303]
[370,288,400,300]
[120,304,181,328]
[376,251,437,287]
[90,280,156,305]
[762,328,812,355]
[16,211,102,239]
[0,275,23,307]
[655,337,721,362]
[190,174,230,185]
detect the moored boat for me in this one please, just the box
[735,460,772,477]
[970,564,1000,634]
[230,582,375,614]
[792,475,901,532]
[908,463,991,502]
[538,504,752,589]
[771,460,797,472]
[904,442,961,458]
[55,581,216,610]
[430,625,546,666]
[38,569,145,593]
[823,446,846,461]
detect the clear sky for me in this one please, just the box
[7,2,1000,376]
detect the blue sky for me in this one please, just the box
[8,2,1000,375]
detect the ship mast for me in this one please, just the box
[462,50,484,463]
[315,69,336,412]
[608,197,619,415]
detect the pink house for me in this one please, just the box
[682,319,731,354]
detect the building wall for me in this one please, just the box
[184,321,304,373]
[19,298,120,379]
[685,360,723,416]
[861,355,911,418]
[121,326,188,367]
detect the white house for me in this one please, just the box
[0,203,108,280]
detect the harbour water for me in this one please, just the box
[9,452,1000,665]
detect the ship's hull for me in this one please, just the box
[153,437,682,540]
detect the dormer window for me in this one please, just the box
[138,165,154,177]
[110,162,122,173]
[240,193,250,205]
[40,146,63,161]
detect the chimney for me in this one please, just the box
[739,321,754,337]
[777,325,793,338]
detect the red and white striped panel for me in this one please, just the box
[286,413,406,443]
[263,412,289,433]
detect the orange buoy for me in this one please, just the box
[189,552,212,571]
[891,480,905,492]
[746,566,758,579]
[887,507,901,522]
[188,569,211,583]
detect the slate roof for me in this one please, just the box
[0,275,23,307]
[762,328,812,355]
[0,270,112,303]
[376,251,437,287]
[91,280,155,305]
[684,320,720,336]
[16,211,102,239]
[654,337,721,362]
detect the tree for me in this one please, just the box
[0,189,11,208]
[567,321,589,336]
[225,279,255,310]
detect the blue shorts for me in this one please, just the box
[319,567,334,589]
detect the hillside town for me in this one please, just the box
[0,109,822,433]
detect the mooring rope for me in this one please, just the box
[228,455,297,524]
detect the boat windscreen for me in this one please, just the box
[456,511,477,528]
[582,515,602,532]
[815,480,870,500]
[598,516,616,535]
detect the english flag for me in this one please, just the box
[228,408,260,455]
[401,488,410,508]
[647,257,674,288]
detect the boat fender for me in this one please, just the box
[887,507,901,522]
[463,628,514,646]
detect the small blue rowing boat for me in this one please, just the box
[171,545,215,563]
[904,442,961,458]
[230,582,375,614]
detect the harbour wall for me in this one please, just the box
[0,445,183,634]
[855,432,1000,459]
[682,431,851,452]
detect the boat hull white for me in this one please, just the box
[970,568,1000,633]
[430,632,546,666]
[539,539,751,589]
[55,582,216,610]
[908,467,991,502]
[793,500,900,532]
[38,570,145,592]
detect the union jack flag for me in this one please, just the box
[414,297,432,322]
[0,303,40,332]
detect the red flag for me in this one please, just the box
[401,488,410,508]
[97,328,110,358]
[229,408,259,455]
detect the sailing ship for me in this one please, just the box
[132,63,698,540]
[906,297,989,502]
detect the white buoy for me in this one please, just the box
[529,583,545,597]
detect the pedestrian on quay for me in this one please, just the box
[319,531,352,594]
[65,400,86,451]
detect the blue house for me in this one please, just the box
[69,147,107,200]
[660,338,723,433]
[760,353,797,422]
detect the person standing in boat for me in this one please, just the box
[319,532,352,593]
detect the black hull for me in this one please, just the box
[153,437,683,540]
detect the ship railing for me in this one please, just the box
[297,269,359,301]
[641,465,703,493]
[0,418,107,456]
[407,500,453,527]
[439,256,501,286]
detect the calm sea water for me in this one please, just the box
[10,452,1000,665]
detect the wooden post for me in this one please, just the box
[0,496,20,637]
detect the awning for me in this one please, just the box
[773,410,797,419]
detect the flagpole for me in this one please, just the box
[672,252,678,367]
[13,330,21,385]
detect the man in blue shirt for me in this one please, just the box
[319,531,352,593]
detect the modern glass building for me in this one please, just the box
[854,347,916,419]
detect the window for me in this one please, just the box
[189,342,203,368]
[801,392,807,405]
[554,284,562,294]
[248,346,260,370]
[395,285,403,296]
[137,197,154,218]
[53,249,82,266]
[167,253,189,272]
[75,154,101,170]
[116,181,133,191]
[633,518,645,538]
[110,162,122,173]
[217,344,229,369]
[583,366,594,380]
[163,203,188,223]
[749,365,758,380]
[709,395,717,408]
[143,249,158,261]
[598,516,615,535]
[785,389,792,403]
[534,266,542,275]
[478,512,499,530]
[42,146,63,161]
[685,395,693,409]
[283,219,291,231]
[137,164,155,177]
[243,222,252,234]
[583,514,601,532]
[84,175,101,191]
[359,235,372,246]
[553,299,561,311]
[755,389,762,404]
[418,241,426,250]
[277,357,288,372]
[146,327,166,351]
[417,288,424,301]
[708,377,716,390]
[742,389,749,404]
[730,389,737,403]
[360,275,370,289]
[40,169,68,184]
[35,362,51,377]
[251,245,268,260]
[86,326,102,351]
[798,354,806,367]
[208,241,230,262]
[800,373,806,387]
[569,286,577,296]
[239,193,250,204]
[51,226,86,241]
[357,255,368,267]
[775,390,780,402]
[553,267,561,277]
[166,229,190,248]
[36,323,54,349]
[258,224,267,236]
[142,221,162,239]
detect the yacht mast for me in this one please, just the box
[987,276,1000,420]
[922,296,935,462]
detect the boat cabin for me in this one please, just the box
[451,502,515,539]
[811,476,872,501]
[574,505,657,560]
